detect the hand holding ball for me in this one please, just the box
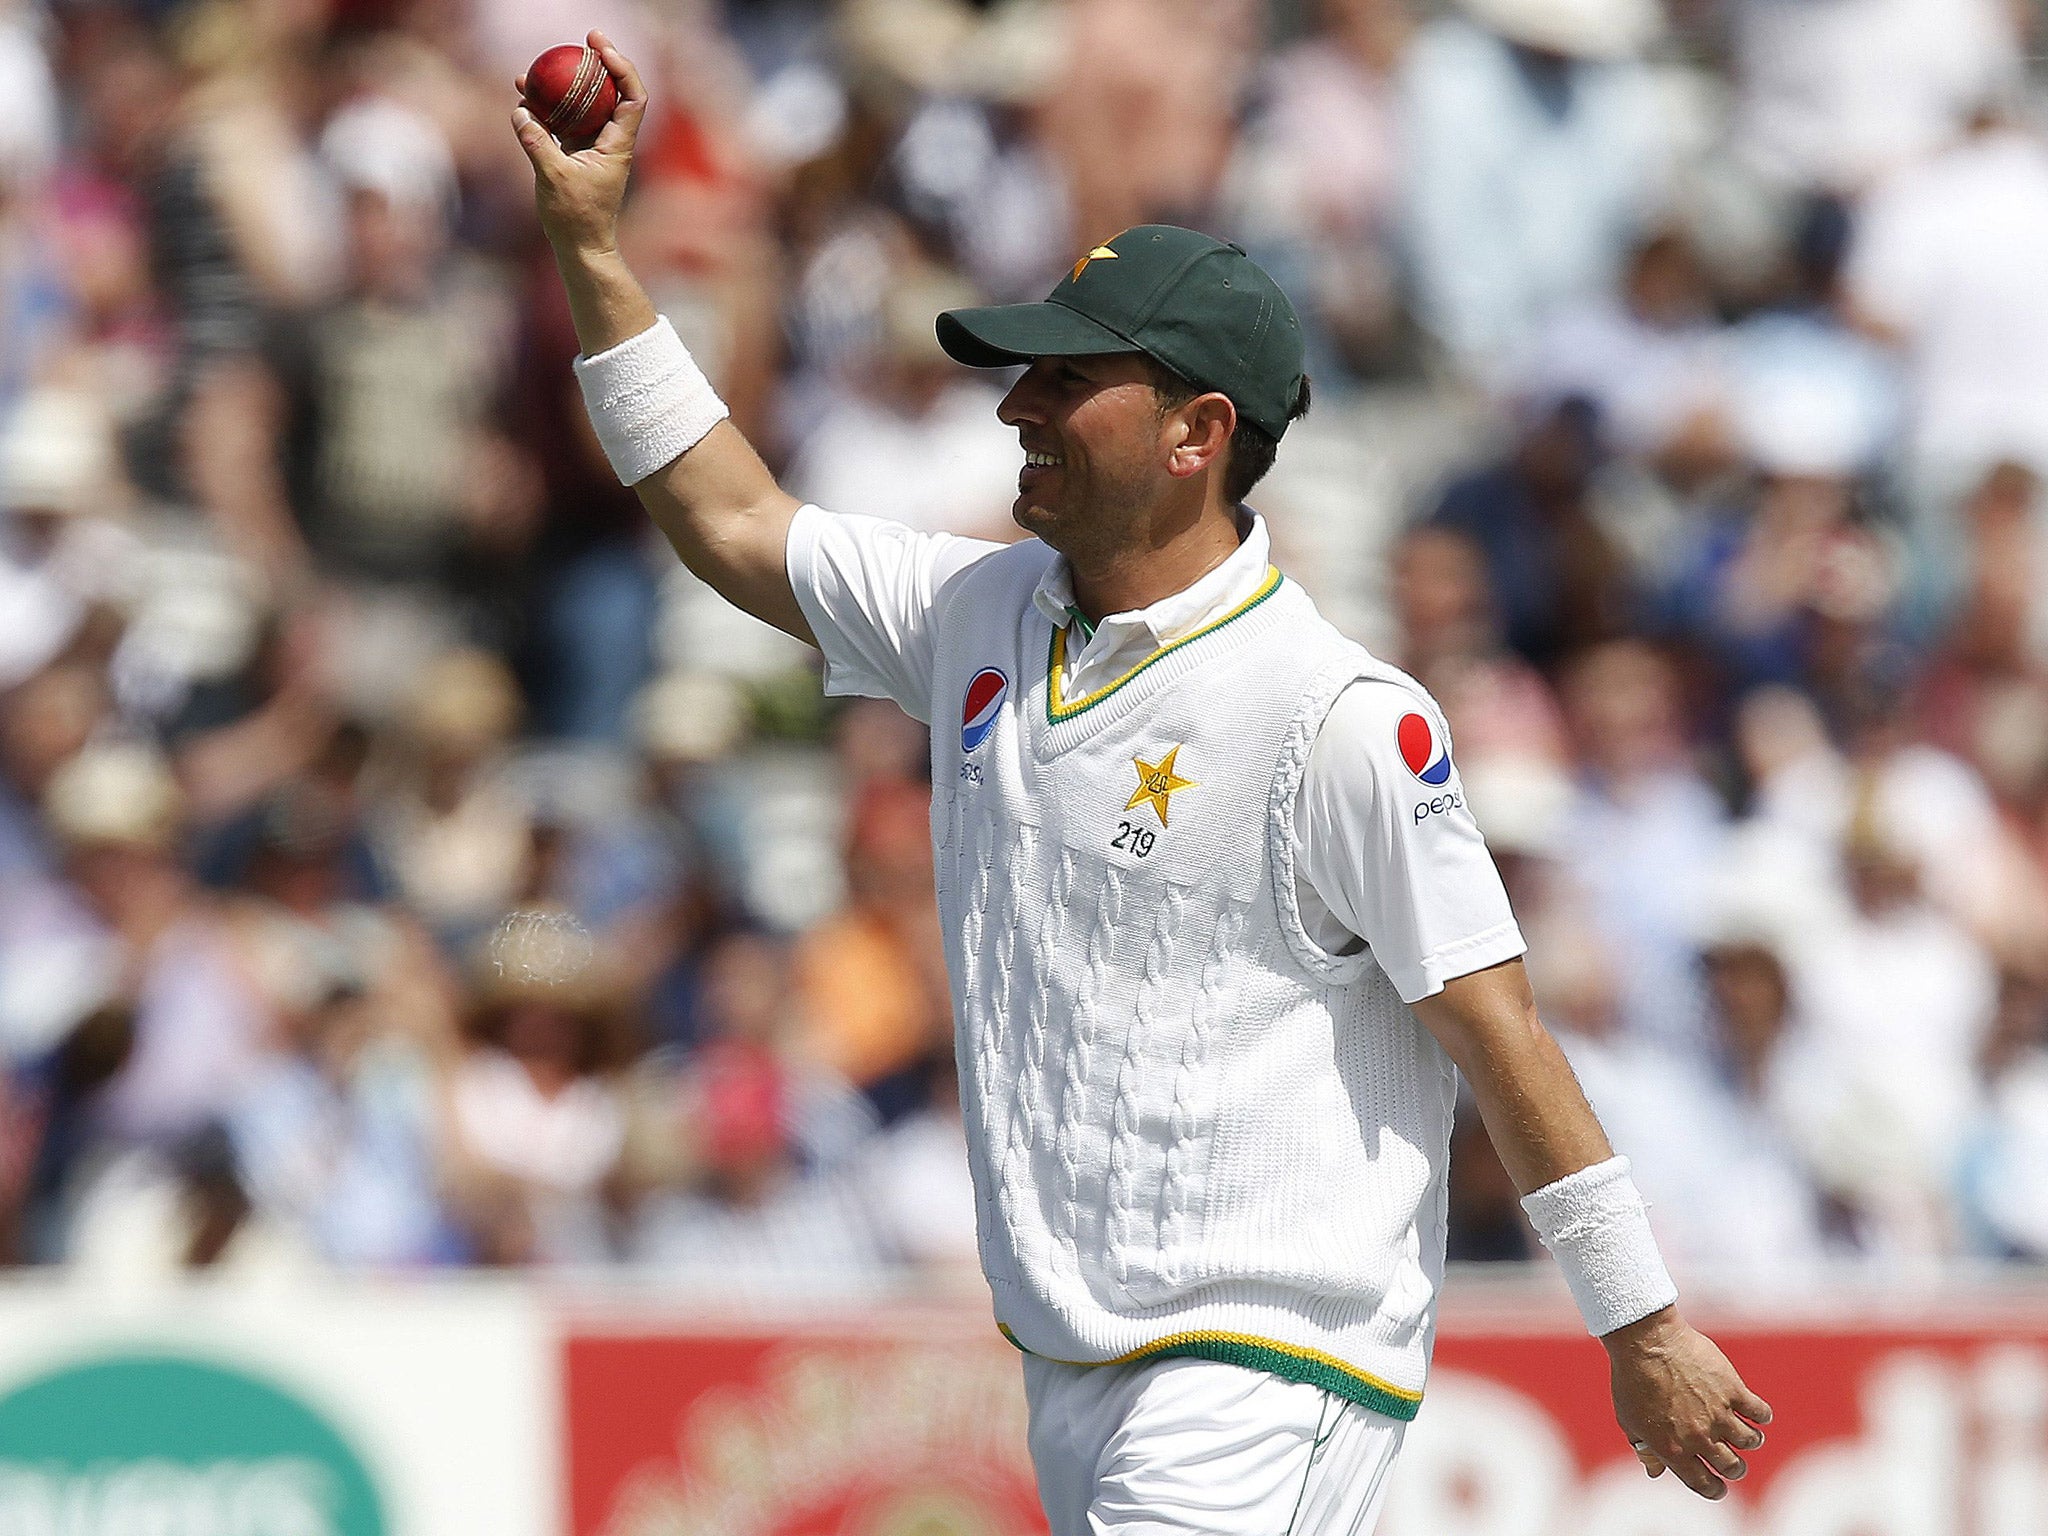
[510,33,645,259]
[522,44,620,147]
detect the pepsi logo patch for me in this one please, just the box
[1397,711,1453,786]
[961,668,1009,753]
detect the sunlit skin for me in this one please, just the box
[996,353,1241,623]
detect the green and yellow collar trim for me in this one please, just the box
[1046,566,1284,725]
[998,1322,1424,1422]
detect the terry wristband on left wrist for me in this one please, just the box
[1520,1155,1678,1338]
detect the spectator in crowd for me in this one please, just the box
[1912,464,2048,761]
[883,14,1075,310]
[75,20,310,589]
[786,264,1019,539]
[1555,641,1725,1058]
[0,663,107,890]
[1781,785,1998,1258]
[794,776,950,1124]
[369,648,533,951]
[859,1043,979,1282]
[1688,931,1835,1275]
[1518,227,1730,471]
[35,743,272,1154]
[1959,967,2048,1260]
[226,910,458,1268]
[1222,0,1412,381]
[1907,463,2048,958]
[0,388,140,693]
[1730,0,2022,194]
[1846,104,2048,611]
[630,669,753,873]
[1747,676,2033,961]
[1399,0,1676,374]
[448,930,633,1264]
[1043,0,1260,244]
[583,671,754,1055]
[632,929,886,1282]
[1548,921,1830,1281]
[191,717,382,896]
[1657,389,1898,712]
[295,97,532,636]
[1,1001,132,1264]
[170,611,349,837]
[204,767,449,1266]
[1386,522,1569,771]
[1723,195,1897,488]
[1428,396,1641,669]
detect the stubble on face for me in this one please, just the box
[1002,356,1172,565]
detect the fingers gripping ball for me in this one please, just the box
[523,45,620,147]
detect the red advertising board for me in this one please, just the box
[564,1288,2048,1536]
[566,1310,1047,1536]
[1411,1295,2048,1536]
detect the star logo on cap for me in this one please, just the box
[1126,746,1196,828]
[1071,243,1120,283]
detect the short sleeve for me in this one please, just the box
[785,504,1004,723]
[1294,679,1525,1002]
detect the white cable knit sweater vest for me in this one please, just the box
[928,541,1457,1421]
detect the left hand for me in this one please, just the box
[1604,1305,1773,1501]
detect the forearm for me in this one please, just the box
[552,244,658,357]
[1416,960,1676,1339]
[1460,1011,1613,1194]
[551,252,809,637]
[1414,960,1611,1192]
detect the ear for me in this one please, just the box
[1164,393,1236,480]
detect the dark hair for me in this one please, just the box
[1148,363,1313,505]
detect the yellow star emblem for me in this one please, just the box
[1071,243,1120,282]
[1126,746,1196,828]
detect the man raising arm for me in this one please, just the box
[513,37,1771,1530]
[513,33,808,640]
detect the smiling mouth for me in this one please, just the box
[1019,449,1062,492]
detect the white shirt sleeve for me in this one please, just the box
[784,504,1006,723]
[1294,679,1526,1003]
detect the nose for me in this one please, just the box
[997,361,1050,429]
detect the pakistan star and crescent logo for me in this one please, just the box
[1127,746,1196,827]
[1071,243,1119,282]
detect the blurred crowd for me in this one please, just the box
[0,0,2045,1289]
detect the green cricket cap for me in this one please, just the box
[935,225,1307,439]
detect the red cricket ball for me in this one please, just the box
[523,45,620,146]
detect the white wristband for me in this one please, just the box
[1520,1155,1678,1338]
[572,316,729,486]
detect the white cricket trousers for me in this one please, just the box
[1022,1353,1406,1536]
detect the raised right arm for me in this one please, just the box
[511,32,812,643]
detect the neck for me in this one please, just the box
[1068,499,1247,624]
